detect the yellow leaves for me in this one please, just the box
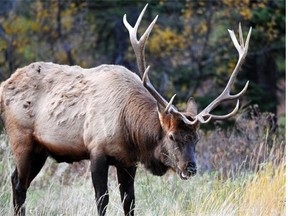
[222,0,250,7]
[240,7,252,20]
[267,18,278,41]
[148,26,186,58]
[255,15,279,42]
[216,58,237,77]
[222,0,253,21]
[61,16,73,31]
[257,2,266,9]
[30,21,41,32]
[183,25,192,41]
[34,1,77,34]
[222,0,232,6]
[35,6,49,21]
[196,21,208,35]
[183,20,208,37]
[0,41,8,54]
[3,16,40,36]
[220,0,282,44]
[251,0,269,9]
[55,51,69,64]
[0,0,81,66]
[1,15,40,62]
[182,7,193,19]
[42,25,50,33]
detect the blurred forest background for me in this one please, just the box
[0,0,285,122]
[0,1,285,214]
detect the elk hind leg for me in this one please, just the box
[10,135,48,216]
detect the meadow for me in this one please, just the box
[0,107,285,216]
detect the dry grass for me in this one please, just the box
[238,162,285,216]
[0,108,285,215]
[197,105,285,175]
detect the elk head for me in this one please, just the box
[123,4,252,179]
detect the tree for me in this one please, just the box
[0,0,285,117]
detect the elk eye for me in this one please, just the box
[168,133,175,141]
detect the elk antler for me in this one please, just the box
[124,6,251,125]
[123,4,177,112]
[185,24,252,124]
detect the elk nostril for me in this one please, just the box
[187,162,196,169]
[186,162,197,175]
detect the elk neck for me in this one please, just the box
[121,92,169,175]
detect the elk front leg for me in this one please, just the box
[11,169,26,216]
[117,166,137,216]
[91,155,109,216]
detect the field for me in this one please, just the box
[0,108,285,216]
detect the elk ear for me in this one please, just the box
[186,97,197,116]
[157,103,170,129]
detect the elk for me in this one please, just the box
[0,4,251,216]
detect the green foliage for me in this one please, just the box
[0,0,285,115]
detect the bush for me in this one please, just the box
[197,105,285,177]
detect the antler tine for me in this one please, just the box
[239,23,244,48]
[192,24,252,124]
[164,94,177,113]
[123,4,148,38]
[207,99,240,120]
[224,24,252,95]
[123,4,158,75]
[124,4,178,112]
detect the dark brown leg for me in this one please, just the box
[117,166,137,216]
[91,155,109,216]
[11,139,48,216]
[11,169,26,216]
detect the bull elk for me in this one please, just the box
[0,4,251,216]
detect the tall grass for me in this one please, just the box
[0,157,285,215]
[0,109,285,215]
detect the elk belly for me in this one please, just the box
[33,116,88,163]
[33,131,89,163]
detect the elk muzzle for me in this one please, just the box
[186,161,197,176]
[180,162,197,180]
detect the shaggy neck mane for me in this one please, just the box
[122,92,168,176]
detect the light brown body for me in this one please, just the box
[1,61,169,216]
[1,62,161,165]
[0,4,251,216]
